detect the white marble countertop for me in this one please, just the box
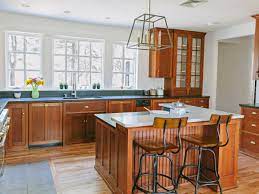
[95,104,244,128]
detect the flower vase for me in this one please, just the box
[31,87,40,99]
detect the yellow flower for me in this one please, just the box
[25,79,32,85]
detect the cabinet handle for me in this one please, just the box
[251,124,257,127]
[252,112,257,115]
[200,100,204,103]
[84,106,89,109]
[250,141,256,145]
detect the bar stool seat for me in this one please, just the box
[181,135,223,148]
[134,139,178,153]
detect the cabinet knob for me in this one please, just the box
[252,112,257,115]
[84,106,89,109]
[250,141,256,145]
[251,124,257,127]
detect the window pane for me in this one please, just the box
[54,56,66,71]
[25,36,40,53]
[91,73,102,86]
[9,70,24,87]
[54,72,65,86]
[78,72,89,89]
[112,59,123,72]
[67,56,78,71]
[27,71,40,79]
[79,57,90,71]
[66,72,74,86]
[112,73,123,88]
[54,39,66,55]
[124,60,134,73]
[125,47,136,59]
[26,54,40,70]
[113,44,123,58]
[92,58,102,72]
[91,42,103,57]
[9,53,24,69]
[124,74,134,88]
[79,41,90,56]
[67,41,78,55]
[8,35,24,52]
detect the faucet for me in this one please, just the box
[71,72,77,98]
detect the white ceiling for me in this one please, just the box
[0,0,259,31]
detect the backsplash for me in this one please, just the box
[0,90,145,99]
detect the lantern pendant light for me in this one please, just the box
[127,0,173,51]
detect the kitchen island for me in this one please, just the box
[95,105,243,194]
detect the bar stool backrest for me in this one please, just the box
[210,114,232,147]
[153,117,188,154]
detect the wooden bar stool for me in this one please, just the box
[177,114,232,194]
[132,117,188,194]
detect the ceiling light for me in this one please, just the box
[127,0,172,51]
[21,3,30,8]
[64,10,71,14]
[180,0,208,8]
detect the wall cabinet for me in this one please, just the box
[149,28,206,97]
[6,103,28,151]
[149,28,173,78]
[108,100,135,113]
[29,103,62,146]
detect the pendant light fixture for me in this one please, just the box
[127,0,172,51]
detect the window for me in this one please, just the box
[6,32,41,88]
[112,43,138,89]
[53,37,104,89]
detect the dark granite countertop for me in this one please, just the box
[0,95,210,114]
[240,103,259,109]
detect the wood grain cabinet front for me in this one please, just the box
[6,103,28,151]
[29,103,62,146]
[108,100,135,113]
[240,106,259,158]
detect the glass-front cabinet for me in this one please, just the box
[167,30,205,96]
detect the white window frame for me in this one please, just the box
[112,42,138,89]
[5,31,42,88]
[52,36,105,89]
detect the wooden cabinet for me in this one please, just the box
[149,28,173,78]
[63,101,107,145]
[240,106,259,158]
[29,103,62,146]
[108,100,135,113]
[149,28,206,97]
[165,30,205,96]
[6,103,28,151]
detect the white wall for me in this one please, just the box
[0,11,164,90]
[203,21,256,108]
[216,36,254,113]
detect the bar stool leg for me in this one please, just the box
[153,154,158,192]
[132,153,146,193]
[195,147,202,194]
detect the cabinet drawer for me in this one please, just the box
[241,132,259,153]
[64,101,106,114]
[242,107,259,119]
[243,119,259,134]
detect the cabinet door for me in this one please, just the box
[190,34,204,96]
[45,103,63,143]
[149,29,173,78]
[7,103,28,151]
[29,103,46,146]
[108,100,135,113]
[173,31,189,96]
[65,114,87,145]
[86,114,96,141]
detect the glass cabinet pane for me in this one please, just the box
[191,38,202,88]
[176,35,188,88]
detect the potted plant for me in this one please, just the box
[97,83,101,89]
[59,82,64,89]
[25,77,44,99]
[64,83,68,90]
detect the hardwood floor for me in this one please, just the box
[6,143,259,193]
